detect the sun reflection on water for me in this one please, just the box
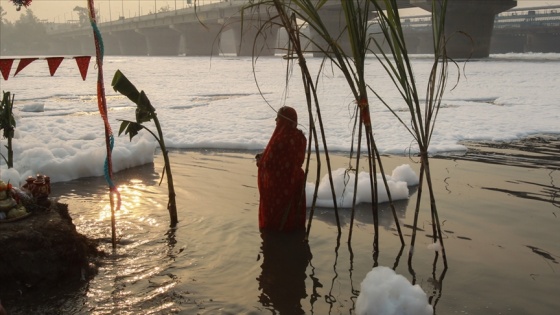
[94,181,164,228]
[51,174,188,314]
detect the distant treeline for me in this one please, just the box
[0,5,94,56]
[1,7,50,56]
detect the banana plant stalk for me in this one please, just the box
[111,70,178,227]
[0,91,16,169]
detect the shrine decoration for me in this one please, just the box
[9,0,32,11]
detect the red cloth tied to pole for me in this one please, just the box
[359,98,371,127]
[257,106,307,232]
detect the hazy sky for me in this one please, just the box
[1,0,558,23]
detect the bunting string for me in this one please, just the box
[0,56,91,81]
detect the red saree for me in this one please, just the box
[257,107,307,232]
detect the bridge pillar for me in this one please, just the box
[403,32,434,54]
[309,6,353,57]
[490,33,526,53]
[137,27,181,56]
[306,5,377,57]
[46,37,74,55]
[74,35,95,56]
[111,30,147,56]
[525,33,560,53]
[170,23,222,56]
[102,32,124,56]
[411,0,516,58]
[52,36,93,56]
[370,23,434,54]
[230,20,280,57]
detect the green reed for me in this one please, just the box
[368,0,450,266]
[242,0,405,251]
[238,0,451,266]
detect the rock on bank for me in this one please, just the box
[0,202,100,301]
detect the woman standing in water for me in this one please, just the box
[256,106,307,232]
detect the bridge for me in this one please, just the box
[45,0,517,58]
[399,5,560,54]
[492,5,560,53]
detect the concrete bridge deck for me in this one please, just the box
[400,5,560,54]
[45,0,519,58]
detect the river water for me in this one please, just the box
[1,54,559,314]
[6,142,560,314]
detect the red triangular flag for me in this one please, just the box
[14,58,38,76]
[74,56,91,81]
[0,59,14,80]
[46,57,65,76]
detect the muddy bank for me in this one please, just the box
[439,134,560,169]
[0,201,101,302]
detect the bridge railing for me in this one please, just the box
[494,8,560,29]
[46,0,248,35]
[397,6,560,30]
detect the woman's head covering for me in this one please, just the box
[277,106,298,128]
[261,106,301,165]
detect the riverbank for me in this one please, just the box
[0,201,100,304]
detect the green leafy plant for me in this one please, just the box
[0,91,16,168]
[111,70,178,227]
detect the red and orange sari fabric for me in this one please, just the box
[257,107,307,232]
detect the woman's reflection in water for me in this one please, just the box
[257,230,312,314]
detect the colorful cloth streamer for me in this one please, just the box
[87,0,121,210]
